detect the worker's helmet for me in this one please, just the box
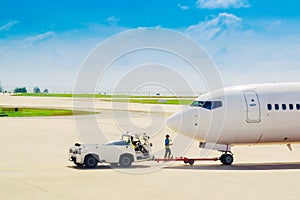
[166,134,170,138]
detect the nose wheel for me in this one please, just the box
[220,153,233,165]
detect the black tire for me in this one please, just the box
[220,154,233,165]
[84,155,98,168]
[188,159,195,165]
[220,154,226,163]
[119,155,133,168]
[184,160,189,164]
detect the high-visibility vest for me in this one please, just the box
[165,138,170,148]
[132,143,138,149]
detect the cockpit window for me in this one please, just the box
[190,101,204,107]
[190,101,223,110]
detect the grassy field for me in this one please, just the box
[13,93,109,98]
[13,93,196,99]
[0,108,97,117]
[108,99,193,105]
[12,93,196,105]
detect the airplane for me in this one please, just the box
[166,82,300,165]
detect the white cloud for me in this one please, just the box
[196,0,250,9]
[105,16,120,25]
[177,3,189,10]
[272,20,282,26]
[0,20,18,31]
[186,13,242,41]
[23,31,56,45]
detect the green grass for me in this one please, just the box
[108,99,193,105]
[13,93,196,99]
[12,93,196,105]
[13,93,109,98]
[0,108,97,117]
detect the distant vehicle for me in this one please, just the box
[69,133,154,168]
[167,82,300,165]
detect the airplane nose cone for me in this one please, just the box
[166,108,195,136]
[166,112,181,131]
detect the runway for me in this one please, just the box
[1,94,300,200]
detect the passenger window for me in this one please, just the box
[275,104,279,110]
[289,104,294,110]
[282,104,286,110]
[297,104,300,110]
[267,104,272,110]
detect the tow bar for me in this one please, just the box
[155,157,219,165]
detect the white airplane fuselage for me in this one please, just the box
[167,83,300,145]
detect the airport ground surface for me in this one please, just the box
[1,94,300,200]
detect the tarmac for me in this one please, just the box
[1,94,300,200]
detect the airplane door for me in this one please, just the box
[243,91,261,123]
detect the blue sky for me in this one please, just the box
[1,0,300,92]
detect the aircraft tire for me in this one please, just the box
[220,154,233,165]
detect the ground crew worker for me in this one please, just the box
[164,134,173,159]
[131,136,139,151]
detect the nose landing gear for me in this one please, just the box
[199,142,234,165]
[219,153,234,165]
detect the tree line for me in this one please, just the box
[0,82,48,93]
[14,86,49,93]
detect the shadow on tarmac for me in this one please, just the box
[67,162,300,171]
[67,164,151,170]
[165,162,300,171]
